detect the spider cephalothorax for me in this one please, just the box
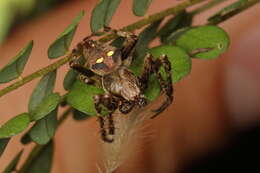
[69,27,173,143]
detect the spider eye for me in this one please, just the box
[107,51,114,56]
[96,57,104,63]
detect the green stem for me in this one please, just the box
[0,55,72,98]
[0,0,206,98]
[208,0,260,25]
[190,0,227,15]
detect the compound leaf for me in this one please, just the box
[29,108,58,145]
[133,0,153,16]
[3,150,23,173]
[0,113,30,139]
[48,11,85,59]
[0,138,10,157]
[30,93,60,121]
[176,25,230,59]
[0,40,33,83]
[91,0,121,32]
[29,71,57,113]
[67,80,104,116]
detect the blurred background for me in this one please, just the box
[1,0,260,172]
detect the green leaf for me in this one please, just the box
[144,74,160,101]
[150,45,191,83]
[3,150,23,173]
[163,27,191,44]
[176,25,230,59]
[30,93,60,121]
[133,0,153,16]
[73,109,91,121]
[0,113,30,139]
[131,20,162,74]
[20,141,54,173]
[67,80,104,116]
[63,69,78,91]
[0,138,10,157]
[29,108,58,145]
[0,40,33,83]
[91,0,121,32]
[29,71,57,113]
[158,11,193,43]
[48,11,85,59]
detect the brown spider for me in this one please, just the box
[69,27,173,143]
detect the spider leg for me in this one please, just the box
[94,94,118,143]
[140,53,174,119]
[69,59,95,84]
[104,26,138,64]
[119,99,135,114]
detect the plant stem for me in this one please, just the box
[190,0,227,15]
[0,55,72,98]
[0,0,207,98]
[208,0,260,25]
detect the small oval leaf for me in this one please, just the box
[91,0,121,32]
[67,80,104,116]
[176,25,230,59]
[30,93,60,121]
[3,150,23,173]
[133,0,153,16]
[0,113,30,139]
[104,0,122,25]
[48,11,85,59]
[29,71,57,113]
[0,138,10,157]
[0,41,33,83]
[29,108,58,145]
[63,69,78,91]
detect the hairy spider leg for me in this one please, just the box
[94,94,118,143]
[140,53,174,119]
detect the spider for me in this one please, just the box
[69,27,173,143]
